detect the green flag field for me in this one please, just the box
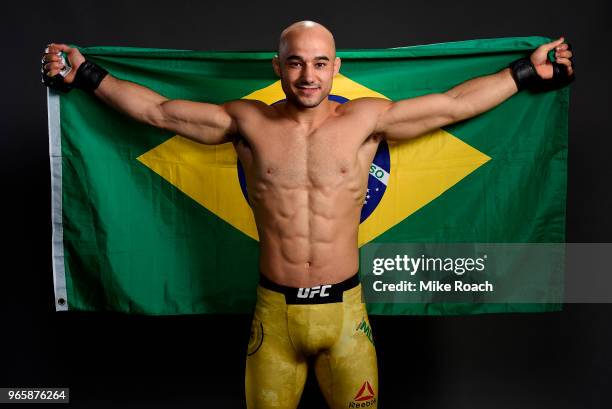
[48,37,568,315]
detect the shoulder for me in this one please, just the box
[336,97,392,116]
[220,99,279,140]
[335,98,392,125]
[222,99,274,119]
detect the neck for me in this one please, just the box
[280,98,336,129]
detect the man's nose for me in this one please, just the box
[301,63,315,82]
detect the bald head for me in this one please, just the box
[273,20,341,109]
[277,20,336,60]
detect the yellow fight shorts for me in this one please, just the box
[245,273,378,409]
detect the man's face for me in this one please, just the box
[273,30,340,109]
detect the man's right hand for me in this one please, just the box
[41,43,239,146]
[42,43,85,84]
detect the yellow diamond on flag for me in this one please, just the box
[359,130,490,246]
[137,73,490,246]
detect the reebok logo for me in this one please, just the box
[297,285,332,299]
[348,381,376,408]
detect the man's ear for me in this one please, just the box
[334,57,341,76]
[272,55,281,77]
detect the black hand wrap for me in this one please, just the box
[72,60,109,93]
[41,70,73,93]
[509,54,574,92]
[42,59,108,93]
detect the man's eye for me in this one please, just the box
[316,63,326,68]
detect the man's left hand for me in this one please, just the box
[531,37,574,79]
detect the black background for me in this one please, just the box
[2,0,611,408]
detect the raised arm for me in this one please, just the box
[42,43,236,145]
[96,76,236,145]
[374,37,574,141]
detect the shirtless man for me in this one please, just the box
[42,21,574,409]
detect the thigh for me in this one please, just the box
[314,303,378,409]
[245,297,308,409]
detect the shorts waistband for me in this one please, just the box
[258,272,360,304]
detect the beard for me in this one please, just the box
[288,92,326,108]
[285,84,329,108]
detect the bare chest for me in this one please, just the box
[235,120,376,188]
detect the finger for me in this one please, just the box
[541,37,565,52]
[56,44,72,53]
[44,61,65,71]
[46,43,59,53]
[46,68,60,77]
[46,43,72,53]
[555,43,569,51]
[555,50,573,58]
[555,57,572,67]
[42,54,61,63]
[554,60,573,77]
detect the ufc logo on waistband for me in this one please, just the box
[297,285,332,298]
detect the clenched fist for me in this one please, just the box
[509,37,575,92]
[41,43,108,93]
[41,43,85,84]
[531,37,574,79]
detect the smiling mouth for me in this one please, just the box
[297,86,320,94]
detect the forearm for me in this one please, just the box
[444,68,518,121]
[93,74,168,126]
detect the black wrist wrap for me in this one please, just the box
[509,57,539,91]
[509,56,574,92]
[42,71,73,93]
[72,60,109,93]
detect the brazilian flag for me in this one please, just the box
[48,37,568,315]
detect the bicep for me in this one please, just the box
[154,99,237,145]
[376,93,460,141]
